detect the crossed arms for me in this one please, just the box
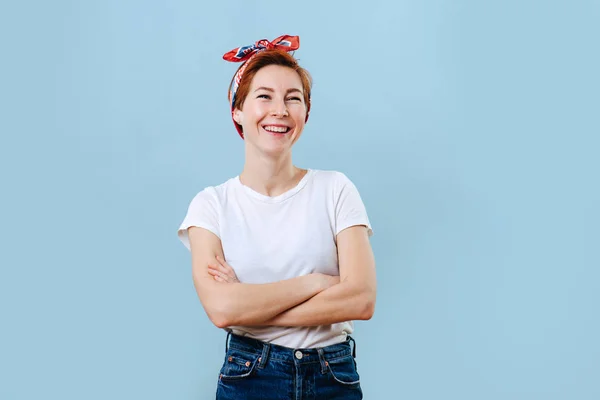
[187,225,376,329]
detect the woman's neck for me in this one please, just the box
[239,151,306,197]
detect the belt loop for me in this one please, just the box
[349,336,356,358]
[258,343,270,369]
[317,348,328,374]
[225,331,232,353]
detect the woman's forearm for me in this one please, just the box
[198,273,334,328]
[255,281,376,327]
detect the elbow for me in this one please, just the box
[208,307,233,329]
[212,315,230,329]
[205,298,236,329]
[194,278,237,328]
[356,291,376,320]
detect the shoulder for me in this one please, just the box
[178,177,237,246]
[308,169,373,236]
[309,169,358,191]
[187,176,238,206]
[309,169,351,183]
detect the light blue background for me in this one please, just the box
[1,0,598,399]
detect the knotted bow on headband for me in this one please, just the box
[223,35,301,138]
[223,34,300,63]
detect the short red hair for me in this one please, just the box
[228,49,312,136]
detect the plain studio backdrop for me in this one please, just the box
[0,1,598,399]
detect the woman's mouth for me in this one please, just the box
[262,125,291,135]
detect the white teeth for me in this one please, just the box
[263,126,289,133]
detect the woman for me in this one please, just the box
[178,34,376,399]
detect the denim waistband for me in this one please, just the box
[225,332,357,366]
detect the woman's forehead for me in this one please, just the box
[251,66,303,90]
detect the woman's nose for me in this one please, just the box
[270,100,289,117]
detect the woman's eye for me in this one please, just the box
[287,96,302,102]
[257,94,270,99]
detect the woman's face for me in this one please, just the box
[234,64,307,157]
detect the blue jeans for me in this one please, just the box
[215,333,363,400]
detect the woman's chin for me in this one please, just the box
[255,140,293,158]
[245,130,302,158]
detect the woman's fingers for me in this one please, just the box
[216,256,239,282]
[208,265,228,282]
[208,263,237,283]
[209,261,230,276]
[207,256,239,284]
[214,263,235,280]
[216,256,233,271]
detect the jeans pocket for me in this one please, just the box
[219,349,260,381]
[326,355,361,386]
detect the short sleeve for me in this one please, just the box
[177,188,220,251]
[334,173,373,237]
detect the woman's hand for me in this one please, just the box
[208,255,240,283]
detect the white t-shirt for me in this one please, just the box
[177,169,373,349]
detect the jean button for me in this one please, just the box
[294,351,303,360]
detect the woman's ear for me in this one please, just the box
[233,109,243,125]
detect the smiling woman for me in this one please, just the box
[177,34,376,400]
[226,42,312,139]
[233,64,308,157]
